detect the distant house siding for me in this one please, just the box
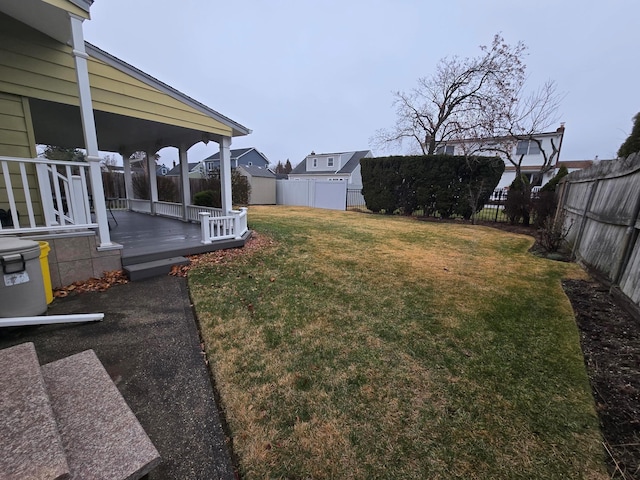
[349,164,363,187]
[241,150,269,168]
[247,176,276,205]
[206,149,270,171]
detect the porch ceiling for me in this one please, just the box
[0,0,89,45]
[29,98,220,154]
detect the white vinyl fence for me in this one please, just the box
[276,180,347,210]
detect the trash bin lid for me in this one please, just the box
[0,237,40,258]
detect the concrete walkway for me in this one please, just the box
[0,275,236,480]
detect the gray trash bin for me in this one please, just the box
[0,237,47,317]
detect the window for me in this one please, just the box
[312,158,317,167]
[327,157,334,167]
[206,161,214,171]
[516,140,541,156]
[523,172,543,187]
[435,145,454,155]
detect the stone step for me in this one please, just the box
[123,256,190,281]
[41,349,161,480]
[0,342,69,480]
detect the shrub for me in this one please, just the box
[504,175,531,225]
[538,212,573,252]
[532,165,569,228]
[193,190,218,207]
[191,171,250,207]
[132,173,149,200]
[361,155,503,218]
[157,176,179,203]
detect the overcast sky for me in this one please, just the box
[83,0,639,167]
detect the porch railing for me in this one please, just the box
[199,208,248,244]
[126,198,248,243]
[0,156,97,234]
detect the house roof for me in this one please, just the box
[165,162,199,176]
[338,150,371,174]
[202,147,270,164]
[290,150,371,175]
[1,0,91,45]
[0,8,251,154]
[557,160,595,169]
[238,165,275,178]
[441,126,566,147]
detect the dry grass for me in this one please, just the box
[190,206,606,479]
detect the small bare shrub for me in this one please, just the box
[538,213,573,252]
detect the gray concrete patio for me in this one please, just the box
[0,275,236,480]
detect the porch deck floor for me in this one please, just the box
[108,211,247,264]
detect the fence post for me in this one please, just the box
[234,211,241,239]
[199,212,211,244]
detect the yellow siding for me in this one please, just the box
[0,92,42,222]
[0,92,35,158]
[41,0,90,19]
[0,12,233,136]
[0,13,80,106]
[87,57,233,136]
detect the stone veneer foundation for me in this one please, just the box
[27,231,122,289]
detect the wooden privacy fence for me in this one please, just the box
[557,153,640,310]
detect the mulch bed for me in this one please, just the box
[564,279,640,479]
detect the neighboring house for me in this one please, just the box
[0,0,250,288]
[200,147,270,176]
[435,126,569,189]
[556,160,596,174]
[165,162,201,178]
[237,165,276,205]
[288,150,373,187]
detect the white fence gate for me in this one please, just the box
[276,180,347,210]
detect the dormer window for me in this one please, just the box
[312,158,317,167]
[327,157,334,167]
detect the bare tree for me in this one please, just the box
[476,80,565,186]
[371,34,526,155]
[100,154,119,171]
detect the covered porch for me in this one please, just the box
[0,2,252,286]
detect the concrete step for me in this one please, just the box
[0,342,69,480]
[42,350,161,480]
[123,256,190,281]
[120,235,248,266]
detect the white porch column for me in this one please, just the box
[179,145,191,221]
[219,136,233,213]
[122,153,134,206]
[69,14,113,248]
[146,150,158,215]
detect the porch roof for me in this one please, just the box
[28,42,251,154]
[0,7,251,154]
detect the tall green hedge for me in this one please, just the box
[361,155,504,218]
